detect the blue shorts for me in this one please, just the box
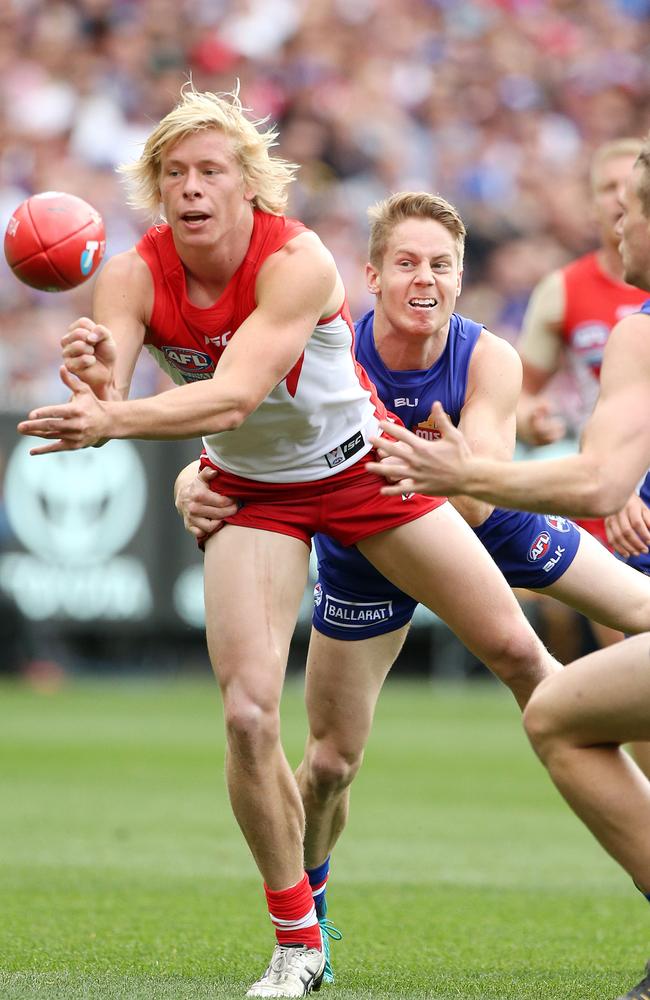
[622,551,650,576]
[312,509,581,640]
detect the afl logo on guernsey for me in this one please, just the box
[528,531,551,562]
[161,346,215,381]
[570,321,608,378]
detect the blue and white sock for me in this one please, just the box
[306,855,330,920]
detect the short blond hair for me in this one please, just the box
[590,137,644,191]
[367,192,466,268]
[119,83,299,217]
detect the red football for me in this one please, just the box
[4,191,106,292]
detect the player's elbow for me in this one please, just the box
[218,407,247,432]
[217,392,260,432]
[580,469,628,517]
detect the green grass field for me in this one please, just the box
[1,674,646,999]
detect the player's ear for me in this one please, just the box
[366,261,381,295]
[456,268,463,296]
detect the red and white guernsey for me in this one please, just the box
[136,210,387,482]
[561,251,647,428]
[559,251,647,545]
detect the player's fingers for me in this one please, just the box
[208,497,240,517]
[19,409,67,430]
[379,479,416,496]
[62,338,96,357]
[365,457,409,481]
[59,365,90,395]
[66,317,94,335]
[29,439,77,456]
[633,509,650,542]
[607,534,634,558]
[185,485,235,511]
[605,516,646,556]
[191,499,238,518]
[86,323,113,345]
[369,434,413,460]
[187,515,221,533]
[376,421,416,445]
[429,402,456,433]
[65,356,97,373]
[64,356,97,376]
[198,466,219,482]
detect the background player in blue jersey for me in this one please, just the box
[176,190,650,986]
[368,153,650,1000]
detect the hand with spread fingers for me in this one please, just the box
[367,403,472,497]
[17,366,110,455]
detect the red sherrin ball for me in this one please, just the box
[4,191,106,292]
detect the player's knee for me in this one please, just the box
[223,691,280,763]
[304,740,362,800]
[522,680,565,762]
[485,625,555,700]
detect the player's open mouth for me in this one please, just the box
[181,212,211,226]
[408,297,437,308]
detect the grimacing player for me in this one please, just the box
[366,139,650,1000]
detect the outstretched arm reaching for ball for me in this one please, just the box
[18,230,340,453]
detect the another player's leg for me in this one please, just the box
[359,504,561,709]
[540,527,650,778]
[522,636,650,1000]
[539,527,650,635]
[523,636,650,889]
[297,625,409,981]
[204,526,325,998]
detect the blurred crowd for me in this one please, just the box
[1,0,650,411]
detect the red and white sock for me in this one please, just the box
[264,873,322,950]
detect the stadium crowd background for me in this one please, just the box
[1,0,650,674]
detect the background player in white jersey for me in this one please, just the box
[176,193,650,987]
[367,140,650,1000]
[19,86,563,999]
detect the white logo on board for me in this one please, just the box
[1,439,152,620]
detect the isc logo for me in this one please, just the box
[527,531,551,562]
[204,331,233,347]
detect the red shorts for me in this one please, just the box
[199,451,446,547]
[573,516,612,551]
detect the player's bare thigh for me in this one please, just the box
[357,502,531,654]
[529,633,650,745]
[538,527,650,632]
[305,625,409,756]
[204,525,310,697]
